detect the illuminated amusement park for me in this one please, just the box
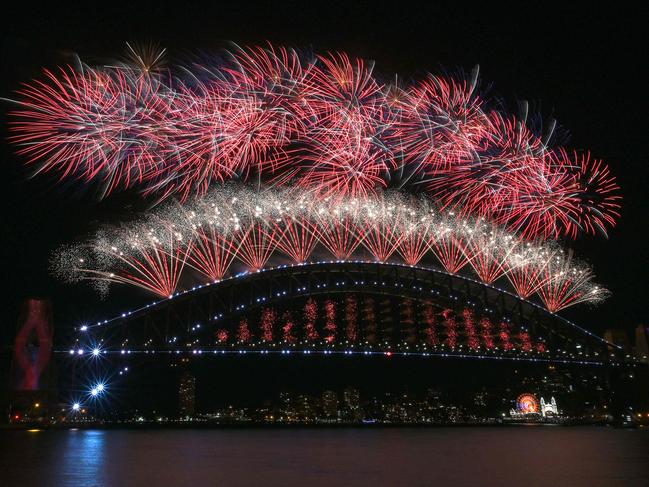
[3,41,648,431]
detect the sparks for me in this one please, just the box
[8,44,620,239]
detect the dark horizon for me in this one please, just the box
[1,2,647,346]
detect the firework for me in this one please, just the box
[536,251,609,312]
[281,311,297,343]
[55,219,188,298]
[392,71,490,171]
[12,45,616,319]
[345,295,358,342]
[462,309,480,350]
[7,44,620,239]
[422,304,439,346]
[52,186,605,312]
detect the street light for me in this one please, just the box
[89,382,107,398]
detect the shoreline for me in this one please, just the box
[3,421,630,431]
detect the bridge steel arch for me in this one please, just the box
[73,261,622,365]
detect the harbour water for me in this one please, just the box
[1,427,647,486]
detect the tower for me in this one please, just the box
[343,387,363,421]
[178,371,196,417]
[634,324,649,362]
[321,390,339,420]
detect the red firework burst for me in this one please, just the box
[392,73,490,171]
[8,45,620,240]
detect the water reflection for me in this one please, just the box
[57,430,106,486]
[1,428,648,487]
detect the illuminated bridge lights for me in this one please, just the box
[66,261,628,368]
[58,346,610,366]
[76,260,609,350]
[64,342,595,364]
[62,333,580,360]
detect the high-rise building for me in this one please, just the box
[279,392,295,420]
[603,329,630,350]
[343,387,360,409]
[178,371,196,417]
[321,390,338,420]
[634,324,649,362]
[426,388,442,404]
[343,387,363,421]
[295,394,317,421]
[365,397,384,421]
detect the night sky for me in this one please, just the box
[1,2,647,347]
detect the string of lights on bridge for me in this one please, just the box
[70,259,618,349]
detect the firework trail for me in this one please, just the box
[52,186,608,311]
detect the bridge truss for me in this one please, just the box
[66,261,623,366]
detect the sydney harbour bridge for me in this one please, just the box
[68,260,620,365]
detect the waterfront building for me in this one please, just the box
[540,397,559,417]
[321,391,338,420]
